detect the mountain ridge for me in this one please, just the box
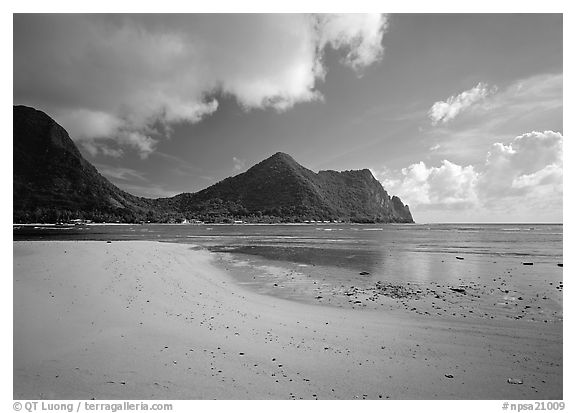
[13,105,413,224]
[13,105,163,222]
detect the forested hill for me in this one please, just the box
[13,105,413,224]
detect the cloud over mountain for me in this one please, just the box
[373,130,563,220]
[14,14,388,158]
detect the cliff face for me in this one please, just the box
[13,105,155,222]
[13,105,414,223]
[317,168,413,222]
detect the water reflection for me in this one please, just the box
[14,223,562,288]
[210,243,494,287]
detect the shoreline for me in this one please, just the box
[13,222,563,227]
[13,240,562,399]
[210,246,563,323]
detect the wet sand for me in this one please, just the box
[215,250,563,323]
[13,241,562,399]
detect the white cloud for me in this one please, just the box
[374,131,562,220]
[315,14,388,71]
[57,109,124,139]
[378,160,479,209]
[464,74,562,131]
[99,147,124,158]
[81,141,124,158]
[421,74,562,167]
[233,157,247,172]
[511,164,562,190]
[428,82,495,125]
[14,14,388,157]
[478,130,563,200]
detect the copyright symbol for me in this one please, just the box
[13,402,22,411]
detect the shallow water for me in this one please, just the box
[14,223,563,321]
[14,223,563,274]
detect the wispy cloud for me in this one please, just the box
[478,73,562,127]
[94,163,184,198]
[423,73,562,161]
[14,14,388,158]
[94,164,148,182]
[232,157,246,172]
[438,74,561,130]
[428,82,495,125]
[116,183,180,199]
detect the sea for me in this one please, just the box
[14,223,563,286]
[14,223,563,320]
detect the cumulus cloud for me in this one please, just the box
[373,131,562,217]
[378,160,479,209]
[315,14,388,71]
[478,130,563,200]
[14,14,388,157]
[428,82,495,125]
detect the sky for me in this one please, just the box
[13,13,563,223]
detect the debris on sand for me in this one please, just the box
[445,374,454,379]
[507,378,523,385]
[450,287,466,294]
[455,257,464,260]
[522,262,534,266]
[374,282,423,299]
[359,271,370,275]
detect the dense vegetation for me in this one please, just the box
[13,106,414,224]
[164,152,413,223]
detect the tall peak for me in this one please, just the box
[268,152,296,162]
[252,152,301,170]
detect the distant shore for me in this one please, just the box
[13,221,419,226]
[13,240,562,399]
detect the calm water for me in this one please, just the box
[14,223,563,286]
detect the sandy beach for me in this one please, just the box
[13,240,562,400]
